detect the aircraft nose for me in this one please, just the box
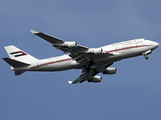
[154,42,159,48]
[149,41,159,50]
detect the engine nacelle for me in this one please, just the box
[88,76,102,83]
[64,41,77,48]
[103,68,117,75]
[89,48,103,55]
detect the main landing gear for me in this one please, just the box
[83,59,95,73]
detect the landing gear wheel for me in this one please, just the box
[145,56,148,60]
[83,60,95,73]
[83,65,90,73]
[143,54,148,60]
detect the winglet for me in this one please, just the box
[68,81,73,84]
[30,30,39,34]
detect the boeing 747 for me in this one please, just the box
[2,30,159,84]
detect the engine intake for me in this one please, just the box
[89,48,103,55]
[64,41,77,48]
[103,68,117,75]
[88,76,102,83]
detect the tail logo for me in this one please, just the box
[10,51,27,57]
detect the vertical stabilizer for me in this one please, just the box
[4,45,38,64]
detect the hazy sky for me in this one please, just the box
[1,0,161,120]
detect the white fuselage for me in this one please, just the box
[12,39,159,72]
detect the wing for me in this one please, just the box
[68,63,114,84]
[68,74,86,84]
[30,30,89,53]
[68,69,98,84]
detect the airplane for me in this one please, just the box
[2,30,159,84]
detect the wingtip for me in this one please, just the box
[30,30,39,34]
[68,81,73,84]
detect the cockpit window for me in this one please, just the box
[144,38,148,40]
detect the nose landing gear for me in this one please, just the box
[143,50,152,60]
[143,54,148,60]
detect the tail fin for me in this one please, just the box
[4,45,38,64]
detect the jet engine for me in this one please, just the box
[88,76,102,83]
[103,68,117,75]
[89,48,103,55]
[64,41,77,48]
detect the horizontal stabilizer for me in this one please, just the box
[15,71,25,75]
[2,57,30,67]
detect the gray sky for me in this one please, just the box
[1,0,161,120]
